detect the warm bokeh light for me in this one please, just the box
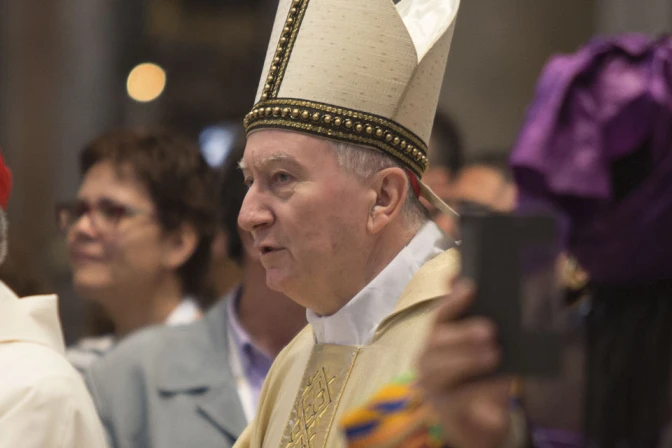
[126,63,166,102]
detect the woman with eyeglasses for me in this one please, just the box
[58,129,220,374]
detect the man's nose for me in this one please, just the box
[238,187,274,233]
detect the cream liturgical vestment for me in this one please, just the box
[0,281,107,448]
[234,224,460,448]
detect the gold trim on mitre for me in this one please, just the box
[244,98,429,178]
[258,0,310,101]
[245,0,460,182]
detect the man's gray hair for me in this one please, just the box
[328,141,428,227]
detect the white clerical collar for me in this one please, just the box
[307,221,452,345]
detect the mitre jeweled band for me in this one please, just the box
[244,98,429,177]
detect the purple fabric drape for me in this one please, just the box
[511,34,672,283]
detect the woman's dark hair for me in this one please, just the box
[217,132,247,266]
[79,129,220,297]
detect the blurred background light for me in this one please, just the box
[199,124,237,168]
[126,62,166,103]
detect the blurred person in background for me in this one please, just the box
[450,151,515,212]
[84,137,307,448]
[59,130,220,373]
[423,112,516,237]
[434,151,517,236]
[0,150,107,447]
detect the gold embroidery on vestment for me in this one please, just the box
[280,345,360,448]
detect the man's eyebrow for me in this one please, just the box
[238,158,248,171]
[238,153,301,171]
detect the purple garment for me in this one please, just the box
[532,428,584,448]
[510,34,672,283]
[510,397,583,448]
[227,291,274,409]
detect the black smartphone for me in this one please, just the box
[459,211,563,377]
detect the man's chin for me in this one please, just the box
[264,269,292,294]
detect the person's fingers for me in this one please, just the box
[465,378,513,420]
[426,317,497,351]
[419,316,500,390]
[434,278,476,323]
[431,378,513,448]
[448,273,460,289]
[418,346,501,392]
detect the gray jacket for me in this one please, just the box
[84,294,247,448]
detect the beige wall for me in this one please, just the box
[596,0,672,34]
[439,0,595,154]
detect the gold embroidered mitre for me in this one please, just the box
[243,0,460,214]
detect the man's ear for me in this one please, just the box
[162,223,199,271]
[366,167,408,234]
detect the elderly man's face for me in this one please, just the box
[238,130,371,308]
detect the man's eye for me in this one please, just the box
[244,177,254,188]
[273,172,292,184]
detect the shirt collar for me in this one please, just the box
[307,221,451,345]
[165,297,202,326]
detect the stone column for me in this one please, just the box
[54,0,122,343]
[56,0,120,202]
[0,1,61,277]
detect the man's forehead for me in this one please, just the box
[240,131,333,170]
[239,151,298,171]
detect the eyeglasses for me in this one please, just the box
[55,198,151,233]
